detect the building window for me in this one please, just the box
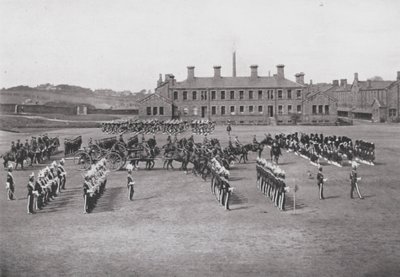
[221,106,226,115]
[193,107,198,115]
[211,91,216,100]
[270,90,274,99]
[318,105,323,114]
[249,105,254,113]
[153,107,158,115]
[258,105,263,113]
[325,105,329,115]
[230,106,235,114]
[240,106,244,113]
[192,91,197,100]
[183,107,189,115]
[278,105,283,115]
[183,91,187,100]
[230,91,235,100]
[146,107,151,115]
[221,91,226,100]
[174,91,178,100]
[296,90,301,99]
[278,90,283,99]
[211,106,216,115]
[297,105,301,113]
[239,91,244,100]
[288,105,292,113]
[287,90,292,99]
[201,90,207,100]
[249,91,253,100]
[389,109,397,117]
[258,90,262,100]
[312,105,317,114]
[159,107,164,115]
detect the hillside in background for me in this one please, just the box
[0,84,150,109]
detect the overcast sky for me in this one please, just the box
[1,0,399,91]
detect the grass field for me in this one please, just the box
[1,124,400,277]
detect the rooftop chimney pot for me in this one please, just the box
[250,65,258,79]
[276,64,285,79]
[187,66,195,81]
[332,80,339,86]
[213,65,221,78]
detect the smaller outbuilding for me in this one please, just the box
[138,93,174,120]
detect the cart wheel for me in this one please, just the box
[105,152,124,171]
[74,152,92,170]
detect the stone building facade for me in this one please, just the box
[331,71,400,122]
[153,63,337,125]
[137,93,174,120]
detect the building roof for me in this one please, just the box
[172,76,303,89]
[371,98,386,107]
[302,84,337,103]
[138,93,173,105]
[358,81,394,90]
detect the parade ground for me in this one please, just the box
[1,124,400,277]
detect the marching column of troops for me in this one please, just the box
[210,157,232,210]
[83,158,108,214]
[256,157,288,211]
[25,159,66,214]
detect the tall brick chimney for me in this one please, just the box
[397,71,400,81]
[354,72,359,82]
[340,79,347,87]
[276,64,285,79]
[232,52,237,77]
[187,66,195,81]
[250,65,258,79]
[295,72,305,84]
[332,80,339,86]
[213,66,221,78]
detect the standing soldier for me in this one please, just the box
[6,164,15,200]
[11,141,16,153]
[27,173,35,214]
[126,164,135,200]
[350,162,364,199]
[317,167,325,200]
[24,139,30,151]
[226,122,232,136]
[57,158,67,191]
[83,174,91,214]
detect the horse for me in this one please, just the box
[270,145,282,165]
[2,148,28,169]
[163,148,190,171]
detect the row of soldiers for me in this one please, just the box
[25,159,66,214]
[101,119,190,135]
[210,157,232,210]
[83,159,108,214]
[256,158,288,211]
[273,132,375,167]
[5,159,66,213]
[191,120,216,135]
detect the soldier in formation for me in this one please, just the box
[83,159,108,214]
[256,157,288,211]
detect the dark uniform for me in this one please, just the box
[27,176,35,214]
[6,168,15,200]
[350,166,363,199]
[317,167,325,200]
[127,173,135,201]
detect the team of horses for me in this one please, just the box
[2,136,60,170]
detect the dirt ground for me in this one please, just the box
[1,124,400,277]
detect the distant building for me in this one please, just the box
[151,54,338,125]
[331,71,400,122]
[137,93,174,120]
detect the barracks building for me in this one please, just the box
[144,54,338,125]
[331,72,400,122]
